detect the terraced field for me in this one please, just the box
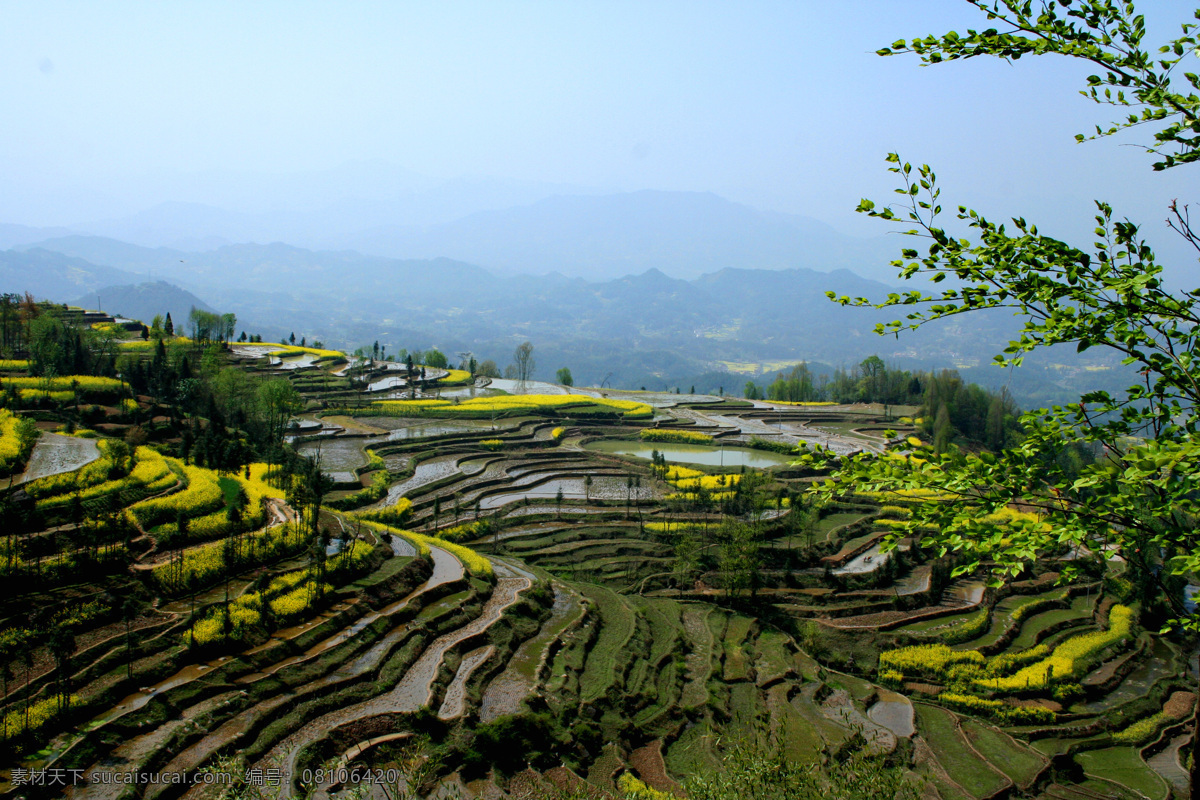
[0,347,1192,800]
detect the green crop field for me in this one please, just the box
[1076,747,1170,800]
[915,704,1011,798]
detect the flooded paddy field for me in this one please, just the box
[584,439,793,468]
[297,436,370,481]
[16,432,101,484]
[354,417,498,441]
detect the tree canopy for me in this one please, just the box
[819,1,1200,625]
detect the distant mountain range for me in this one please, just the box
[0,248,142,300]
[337,190,903,282]
[0,188,1129,406]
[0,223,78,251]
[48,161,610,247]
[44,189,903,284]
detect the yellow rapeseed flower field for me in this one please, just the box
[359,496,413,526]
[4,375,125,397]
[617,773,676,800]
[355,518,432,558]
[374,393,653,419]
[639,429,714,445]
[32,446,175,514]
[153,470,273,544]
[244,463,289,499]
[126,461,225,529]
[116,336,191,351]
[878,643,985,676]
[671,473,740,492]
[2,694,78,742]
[151,521,307,594]
[0,409,36,474]
[665,465,704,481]
[974,605,1133,691]
[767,400,837,406]
[404,529,493,578]
[261,343,346,359]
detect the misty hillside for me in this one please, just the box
[0,248,143,300]
[72,280,214,327]
[19,237,500,300]
[0,223,76,250]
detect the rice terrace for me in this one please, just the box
[0,312,1187,800]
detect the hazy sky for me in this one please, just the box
[2,1,1198,269]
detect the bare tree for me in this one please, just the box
[510,341,535,389]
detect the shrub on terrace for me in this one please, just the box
[943,609,991,645]
[0,544,128,584]
[746,436,797,454]
[51,600,109,632]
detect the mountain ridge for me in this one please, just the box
[41,189,903,284]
